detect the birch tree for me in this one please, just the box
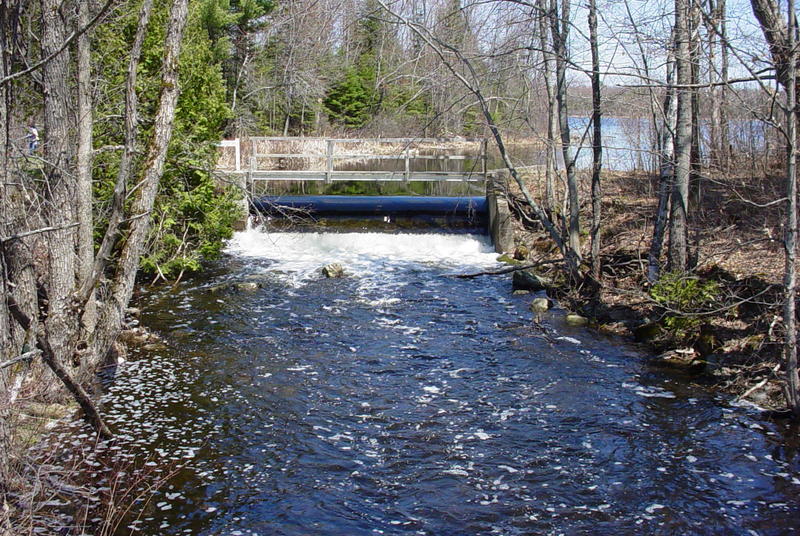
[749,0,800,414]
[588,0,603,281]
[669,0,692,272]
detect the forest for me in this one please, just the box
[1,0,799,532]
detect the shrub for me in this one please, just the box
[650,272,719,337]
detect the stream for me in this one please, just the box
[60,229,800,535]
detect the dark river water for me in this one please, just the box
[69,229,800,535]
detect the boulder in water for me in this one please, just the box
[321,263,346,278]
[565,313,588,327]
[234,281,261,292]
[497,254,522,266]
[654,348,704,370]
[512,270,550,291]
[530,297,551,313]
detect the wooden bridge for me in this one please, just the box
[216,137,489,187]
[216,136,513,253]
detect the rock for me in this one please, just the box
[695,324,720,357]
[633,321,662,342]
[530,297,551,313]
[234,281,260,292]
[512,270,550,291]
[513,245,529,260]
[118,327,151,346]
[565,313,588,327]
[598,322,626,336]
[142,342,168,352]
[513,289,530,296]
[321,263,345,278]
[497,254,522,266]
[654,347,704,369]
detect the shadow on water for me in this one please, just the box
[66,230,800,535]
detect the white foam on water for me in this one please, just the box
[225,229,499,280]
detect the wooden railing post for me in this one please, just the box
[326,139,334,184]
[248,153,255,196]
[404,146,410,183]
[234,138,241,172]
[481,138,488,179]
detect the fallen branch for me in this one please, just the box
[0,223,80,243]
[0,350,40,370]
[7,297,113,439]
[449,259,562,279]
[737,363,781,402]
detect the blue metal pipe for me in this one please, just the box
[253,195,487,217]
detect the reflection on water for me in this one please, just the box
[53,230,800,535]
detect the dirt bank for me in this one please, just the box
[506,167,790,412]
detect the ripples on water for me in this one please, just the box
[53,229,800,535]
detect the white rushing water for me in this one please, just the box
[224,228,500,279]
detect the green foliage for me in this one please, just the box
[324,65,378,129]
[651,272,719,337]
[231,0,273,30]
[198,0,237,62]
[141,170,239,278]
[92,0,238,281]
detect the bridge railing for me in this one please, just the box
[217,137,488,188]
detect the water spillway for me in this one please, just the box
[252,195,488,231]
[58,229,800,535]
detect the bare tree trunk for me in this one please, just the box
[690,0,702,187]
[718,0,729,169]
[538,0,557,215]
[783,0,799,415]
[589,0,602,281]
[0,1,37,359]
[707,0,729,169]
[92,0,189,364]
[549,0,581,271]
[707,0,721,167]
[0,2,11,362]
[76,0,96,346]
[40,0,78,373]
[689,1,701,270]
[649,47,677,282]
[669,0,692,272]
[76,0,154,308]
[0,8,10,479]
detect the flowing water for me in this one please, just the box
[65,229,800,535]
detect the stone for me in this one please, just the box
[497,254,522,266]
[565,313,588,327]
[512,270,550,291]
[513,289,530,296]
[513,245,529,260]
[530,297,551,313]
[633,321,662,342]
[234,281,260,292]
[654,348,704,370]
[321,263,345,278]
